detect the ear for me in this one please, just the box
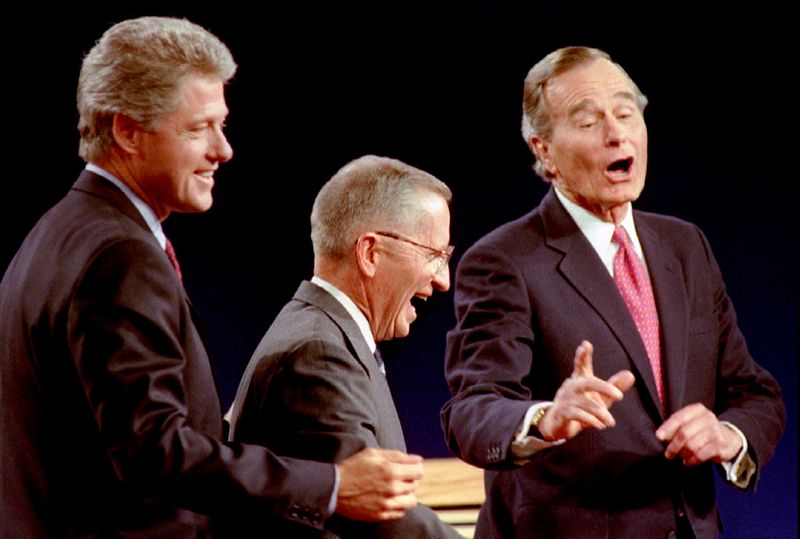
[529,135,556,176]
[111,113,143,155]
[354,233,379,278]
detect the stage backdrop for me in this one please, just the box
[3,3,795,538]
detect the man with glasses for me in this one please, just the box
[224,154,461,537]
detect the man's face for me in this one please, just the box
[369,192,451,342]
[134,74,232,220]
[533,58,648,222]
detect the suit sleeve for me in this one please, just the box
[441,241,543,469]
[691,225,786,483]
[67,238,335,526]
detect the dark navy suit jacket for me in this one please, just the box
[442,188,785,538]
[0,171,335,538]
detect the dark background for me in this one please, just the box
[4,2,796,537]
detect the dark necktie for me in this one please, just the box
[164,237,183,283]
[374,348,386,375]
[611,225,664,411]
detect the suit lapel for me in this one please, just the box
[74,170,193,299]
[294,281,407,449]
[635,217,688,415]
[294,281,380,376]
[540,190,664,418]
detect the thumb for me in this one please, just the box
[608,370,635,393]
[601,370,636,406]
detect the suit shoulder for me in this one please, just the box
[634,209,700,232]
[250,303,357,370]
[634,210,709,248]
[29,186,157,261]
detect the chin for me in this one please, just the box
[186,197,214,213]
[393,324,411,339]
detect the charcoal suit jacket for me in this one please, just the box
[228,280,461,538]
[0,171,335,538]
[441,187,785,538]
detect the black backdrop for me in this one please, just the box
[3,3,796,537]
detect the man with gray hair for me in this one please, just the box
[226,155,461,537]
[0,18,423,538]
[441,46,785,538]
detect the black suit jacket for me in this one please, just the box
[0,171,335,538]
[441,188,785,538]
[228,281,461,538]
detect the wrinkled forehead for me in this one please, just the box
[546,59,636,114]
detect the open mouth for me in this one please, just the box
[607,157,633,174]
[410,295,428,312]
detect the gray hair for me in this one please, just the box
[521,46,648,181]
[311,155,452,259]
[77,16,237,162]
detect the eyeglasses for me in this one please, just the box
[374,231,454,273]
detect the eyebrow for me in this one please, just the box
[568,91,639,117]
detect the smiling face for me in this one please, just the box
[531,58,648,223]
[369,191,451,342]
[130,74,233,220]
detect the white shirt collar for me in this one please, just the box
[310,276,377,354]
[553,187,646,275]
[85,163,166,249]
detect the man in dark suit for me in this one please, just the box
[0,17,424,538]
[441,46,785,538]
[227,155,462,538]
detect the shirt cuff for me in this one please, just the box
[511,402,564,462]
[329,465,340,514]
[719,421,756,489]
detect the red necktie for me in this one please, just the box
[612,225,664,411]
[164,237,183,283]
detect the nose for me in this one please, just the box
[210,125,234,163]
[605,117,626,147]
[432,262,450,292]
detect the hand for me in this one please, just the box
[538,341,635,441]
[335,448,424,521]
[656,403,742,466]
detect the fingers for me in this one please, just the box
[544,340,634,441]
[380,449,424,464]
[572,340,594,377]
[353,448,424,480]
[335,448,423,522]
[369,492,419,520]
[545,374,626,439]
[384,458,424,483]
[551,398,616,430]
[572,374,629,405]
[655,403,741,465]
[656,403,704,447]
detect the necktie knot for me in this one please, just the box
[164,237,183,283]
[612,225,632,250]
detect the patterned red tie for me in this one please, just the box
[164,237,183,283]
[612,225,664,411]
